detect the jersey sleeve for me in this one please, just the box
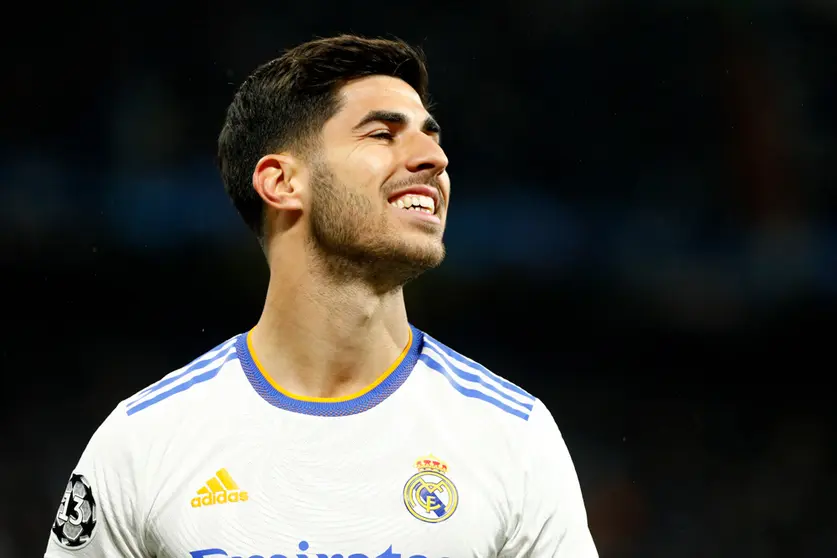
[45,403,149,557]
[500,399,599,558]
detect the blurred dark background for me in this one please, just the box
[3,1,836,556]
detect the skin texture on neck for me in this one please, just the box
[249,233,412,400]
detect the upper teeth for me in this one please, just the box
[390,194,435,214]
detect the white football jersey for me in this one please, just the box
[45,325,598,558]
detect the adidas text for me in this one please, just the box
[191,491,249,508]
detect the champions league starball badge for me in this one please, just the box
[51,473,98,549]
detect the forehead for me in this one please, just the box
[331,75,427,125]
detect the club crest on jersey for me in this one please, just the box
[403,454,458,523]
[51,473,98,549]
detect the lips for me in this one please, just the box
[389,193,435,214]
[386,185,441,215]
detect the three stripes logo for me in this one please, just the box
[190,468,249,508]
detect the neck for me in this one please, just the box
[249,241,412,400]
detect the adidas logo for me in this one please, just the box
[190,468,249,508]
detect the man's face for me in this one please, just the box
[307,75,450,285]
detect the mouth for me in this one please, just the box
[387,185,441,221]
[389,193,436,215]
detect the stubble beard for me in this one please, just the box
[307,162,446,293]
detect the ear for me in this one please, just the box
[252,153,305,212]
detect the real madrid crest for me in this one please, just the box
[403,454,458,523]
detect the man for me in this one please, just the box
[45,35,598,557]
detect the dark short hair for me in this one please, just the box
[217,34,431,242]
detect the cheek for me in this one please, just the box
[439,177,452,204]
[341,149,393,187]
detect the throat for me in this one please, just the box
[248,308,412,401]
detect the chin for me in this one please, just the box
[400,244,446,272]
[398,232,445,260]
[375,238,446,279]
[320,234,445,288]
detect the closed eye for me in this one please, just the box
[369,131,395,141]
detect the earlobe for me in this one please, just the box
[253,154,304,212]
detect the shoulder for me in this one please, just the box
[415,331,543,424]
[122,333,242,418]
[74,334,245,479]
[45,333,244,557]
[79,334,242,448]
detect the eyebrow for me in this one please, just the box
[352,110,442,136]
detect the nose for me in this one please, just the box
[404,133,448,175]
